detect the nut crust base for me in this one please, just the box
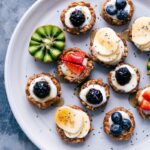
[57,48,94,83]
[101,0,134,26]
[78,79,110,111]
[103,107,135,141]
[60,1,96,35]
[25,73,61,109]
[56,105,92,143]
[108,63,140,93]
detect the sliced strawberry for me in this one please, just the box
[142,90,150,102]
[140,100,150,110]
[63,61,85,75]
[62,51,85,65]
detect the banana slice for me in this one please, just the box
[55,106,83,134]
[132,17,150,46]
[93,28,119,56]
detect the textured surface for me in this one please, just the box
[0,0,38,149]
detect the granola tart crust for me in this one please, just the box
[103,107,135,141]
[101,0,134,26]
[57,48,94,83]
[60,1,96,35]
[108,63,140,93]
[90,32,128,67]
[78,79,110,111]
[25,73,61,109]
[56,105,92,143]
[136,85,150,119]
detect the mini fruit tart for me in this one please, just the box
[108,63,140,93]
[90,27,128,66]
[60,1,96,35]
[55,105,92,143]
[101,0,134,26]
[25,73,61,109]
[129,17,150,52]
[136,86,150,119]
[57,48,94,83]
[103,107,135,141]
[78,79,110,111]
[28,25,65,63]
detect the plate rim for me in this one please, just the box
[4,0,150,149]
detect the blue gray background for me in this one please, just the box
[0,0,38,149]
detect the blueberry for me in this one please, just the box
[110,124,122,136]
[111,112,123,124]
[121,119,131,131]
[70,10,85,27]
[115,67,131,85]
[106,5,117,15]
[116,0,127,10]
[86,88,103,105]
[33,81,50,98]
[117,10,128,20]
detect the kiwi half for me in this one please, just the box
[29,25,65,63]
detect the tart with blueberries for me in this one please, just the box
[57,48,94,83]
[101,0,134,26]
[103,107,135,141]
[136,85,150,119]
[60,1,96,35]
[90,27,128,66]
[28,25,65,63]
[25,73,61,109]
[108,63,140,93]
[78,79,110,111]
[129,17,150,52]
[55,105,92,143]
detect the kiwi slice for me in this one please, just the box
[29,25,65,63]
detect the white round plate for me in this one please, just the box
[5,0,150,149]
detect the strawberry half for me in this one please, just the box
[62,51,85,65]
[63,61,85,75]
[142,90,150,102]
[140,100,150,110]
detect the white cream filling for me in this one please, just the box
[29,76,57,102]
[92,28,125,65]
[79,84,107,108]
[64,6,92,28]
[109,111,130,126]
[111,64,138,92]
[105,0,130,20]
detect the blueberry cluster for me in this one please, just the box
[106,0,128,20]
[86,88,103,105]
[70,10,85,27]
[33,81,50,98]
[115,67,131,86]
[110,112,131,136]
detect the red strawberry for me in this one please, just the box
[142,90,150,102]
[62,51,85,65]
[140,100,150,110]
[63,61,85,75]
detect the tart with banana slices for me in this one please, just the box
[129,17,150,52]
[136,86,150,119]
[57,48,94,83]
[101,0,134,26]
[55,105,92,143]
[60,1,96,35]
[103,107,135,141]
[108,63,140,93]
[78,79,110,111]
[90,27,128,66]
[25,73,61,109]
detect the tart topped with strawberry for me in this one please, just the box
[136,86,150,119]
[57,48,94,83]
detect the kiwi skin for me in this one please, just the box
[29,25,66,63]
